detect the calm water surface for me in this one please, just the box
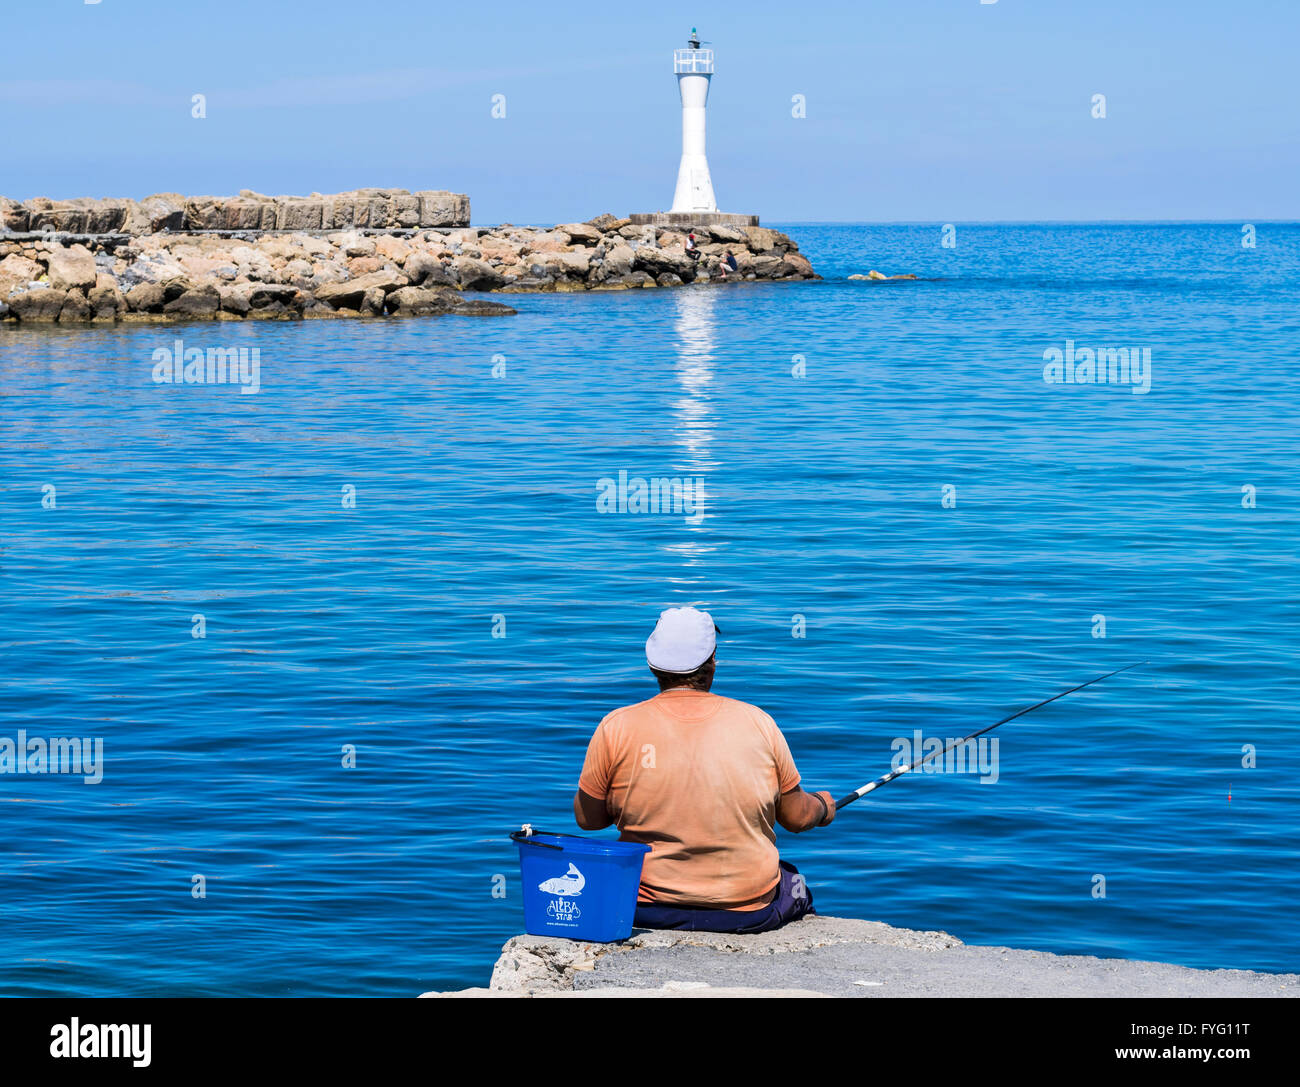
[1,223,1297,994]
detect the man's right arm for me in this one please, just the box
[573,789,613,830]
[776,786,836,833]
[575,719,614,830]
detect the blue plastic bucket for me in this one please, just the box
[512,829,651,943]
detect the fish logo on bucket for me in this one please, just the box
[539,862,585,924]
[538,862,585,897]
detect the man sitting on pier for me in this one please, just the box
[573,607,835,933]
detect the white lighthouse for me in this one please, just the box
[628,30,757,229]
[670,29,718,214]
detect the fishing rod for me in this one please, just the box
[834,660,1148,811]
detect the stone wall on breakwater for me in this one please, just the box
[0,188,470,235]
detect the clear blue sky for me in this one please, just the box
[4,0,1296,222]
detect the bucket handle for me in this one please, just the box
[510,828,588,850]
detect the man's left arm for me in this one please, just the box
[770,715,835,832]
[776,785,835,833]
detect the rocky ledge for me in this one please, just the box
[421,916,1300,998]
[0,204,818,325]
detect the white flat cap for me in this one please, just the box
[646,607,718,673]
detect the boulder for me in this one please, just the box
[161,278,193,304]
[554,250,591,278]
[257,236,301,262]
[779,253,817,278]
[374,235,412,263]
[500,274,555,292]
[596,271,654,289]
[218,284,252,315]
[596,243,634,280]
[119,252,189,288]
[309,262,349,288]
[633,245,695,279]
[246,301,294,320]
[228,245,275,280]
[384,286,457,316]
[313,269,407,308]
[557,222,602,245]
[1,196,29,232]
[656,272,683,287]
[707,225,747,243]
[45,244,98,291]
[88,275,126,320]
[163,285,221,318]
[451,298,517,316]
[404,252,455,286]
[523,232,570,254]
[478,236,521,262]
[125,283,166,313]
[178,254,236,279]
[59,289,93,322]
[338,234,375,258]
[743,226,779,252]
[297,235,333,258]
[454,257,506,291]
[247,283,302,309]
[585,213,621,232]
[9,287,67,321]
[0,253,43,294]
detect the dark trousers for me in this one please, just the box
[632,861,815,934]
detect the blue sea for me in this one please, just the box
[1,223,1297,996]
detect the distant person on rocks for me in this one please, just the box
[685,233,700,262]
[718,250,738,279]
[574,607,835,933]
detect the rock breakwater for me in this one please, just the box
[0,194,818,325]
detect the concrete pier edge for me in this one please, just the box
[629,212,760,227]
[420,916,1300,998]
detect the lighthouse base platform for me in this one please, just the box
[628,212,759,228]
